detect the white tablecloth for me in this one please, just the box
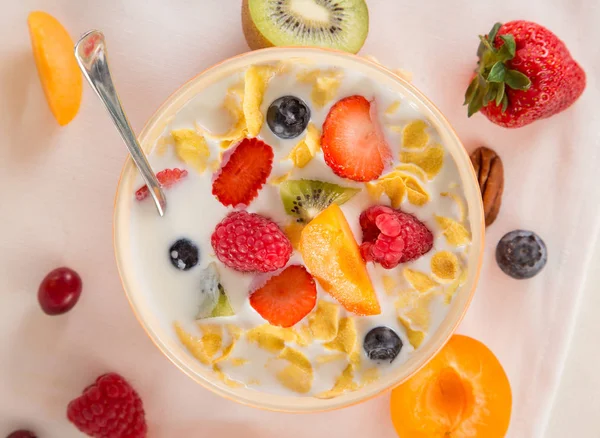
[1,1,599,436]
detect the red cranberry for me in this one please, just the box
[7,431,37,438]
[37,267,82,315]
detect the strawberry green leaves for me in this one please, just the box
[465,22,532,117]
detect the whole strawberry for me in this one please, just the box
[67,373,147,438]
[464,21,585,128]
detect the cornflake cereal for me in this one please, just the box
[244,65,278,136]
[287,123,321,168]
[366,170,430,208]
[403,269,438,293]
[398,316,426,349]
[435,216,472,246]
[385,101,401,115]
[317,364,357,399]
[400,144,444,179]
[441,192,467,223]
[323,318,357,355]
[308,300,340,342]
[275,347,314,394]
[297,69,343,108]
[171,129,210,173]
[431,251,460,283]
[246,324,296,353]
[402,120,429,149]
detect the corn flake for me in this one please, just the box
[246,324,296,353]
[317,364,357,399]
[171,129,210,173]
[404,175,430,206]
[400,144,444,179]
[402,120,429,149]
[403,269,438,293]
[405,293,435,329]
[360,368,381,386]
[315,353,347,365]
[277,363,313,394]
[174,323,211,365]
[196,88,247,142]
[309,300,340,342]
[212,364,243,388]
[385,101,401,115]
[230,358,248,367]
[399,316,426,349]
[288,123,321,168]
[369,170,430,208]
[279,347,312,374]
[382,275,398,296]
[323,317,357,355]
[444,268,468,304]
[431,251,460,283]
[294,324,313,347]
[435,216,471,246]
[244,65,277,136]
[155,135,174,156]
[297,69,343,108]
[395,163,428,181]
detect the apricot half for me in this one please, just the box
[391,335,512,438]
[27,11,82,125]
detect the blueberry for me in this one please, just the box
[496,230,547,279]
[267,96,310,139]
[169,239,199,271]
[363,327,403,363]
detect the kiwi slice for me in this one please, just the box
[242,0,369,54]
[196,263,235,320]
[280,179,360,223]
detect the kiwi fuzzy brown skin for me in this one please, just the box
[242,0,273,50]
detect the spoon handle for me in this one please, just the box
[74,30,167,217]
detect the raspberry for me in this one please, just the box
[359,205,433,269]
[135,168,188,201]
[67,373,147,438]
[211,211,292,273]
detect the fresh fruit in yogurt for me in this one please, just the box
[196,262,235,319]
[464,21,586,127]
[135,168,188,201]
[169,238,199,271]
[496,230,547,279]
[267,96,311,139]
[321,95,392,182]
[67,373,147,438]
[27,11,82,125]
[38,267,82,315]
[241,0,369,54]
[363,326,403,363]
[250,265,317,327]
[391,335,512,437]
[212,138,274,207]
[360,205,433,268]
[280,179,360,224]
[211,211,292,273]
[6,431,37,438]
[299,204,380,315]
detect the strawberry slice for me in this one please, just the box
[135,168,188,201]
[212,137,274,207]
[321,95,392,182]
[249,265,317,328]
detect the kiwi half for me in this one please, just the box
[196,263,235,320]
[280,179,360,223]
[242,0,369,54]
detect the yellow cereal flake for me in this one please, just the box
[197,324,223,358]
[431,251,460,283]
[230,358,248,367]
[213,339,235,364]
[395,289,417,310]
[269,171,292,185]
[246,324,296,353]
[382,275,398,296]
[370,170,431,208]
[441,192,467,223]
[435,216,471,246]
[196,89,246,142]
[399,316,426,349]
[288,123,321,168]
[244,64,278,136]
[277,363,313,394]
[279,347,312,373]
[309,300,340,342]
[284,222,304,250]
[212,364,242,388]
[444,268,468,304]
[395,163,428,181]
[405,293,435,329]
[380,173,407,208]
[360,368,381,386]
[365,181,385,201]
[400,144,444,179]
[315,353,347,365]
[317,364,357,399]
[174,323,211,365]
[226,324,243,340]
[402,120,429,149]
[171,129,210,173]
[297,69,343,108]
[403,269,438,293]
[155,135,174,156]
[404,175,430,206]
[385,101,401,115]
[323,318,357,355]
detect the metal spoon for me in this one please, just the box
[74,30,167,216]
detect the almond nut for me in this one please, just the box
[470,146,504,226]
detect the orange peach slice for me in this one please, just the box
[28,11,82,125]
[391,335,512,437]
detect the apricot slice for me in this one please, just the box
[391,335,512,438]
[27,11,82,126]
[299,204,380,315]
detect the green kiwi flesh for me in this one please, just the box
[280,179,360,223]
[244,0,369,54]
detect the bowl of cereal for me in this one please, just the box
[113,47,484,412]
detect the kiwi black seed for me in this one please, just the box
[242,0,369,54]
[279,179,360,223]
